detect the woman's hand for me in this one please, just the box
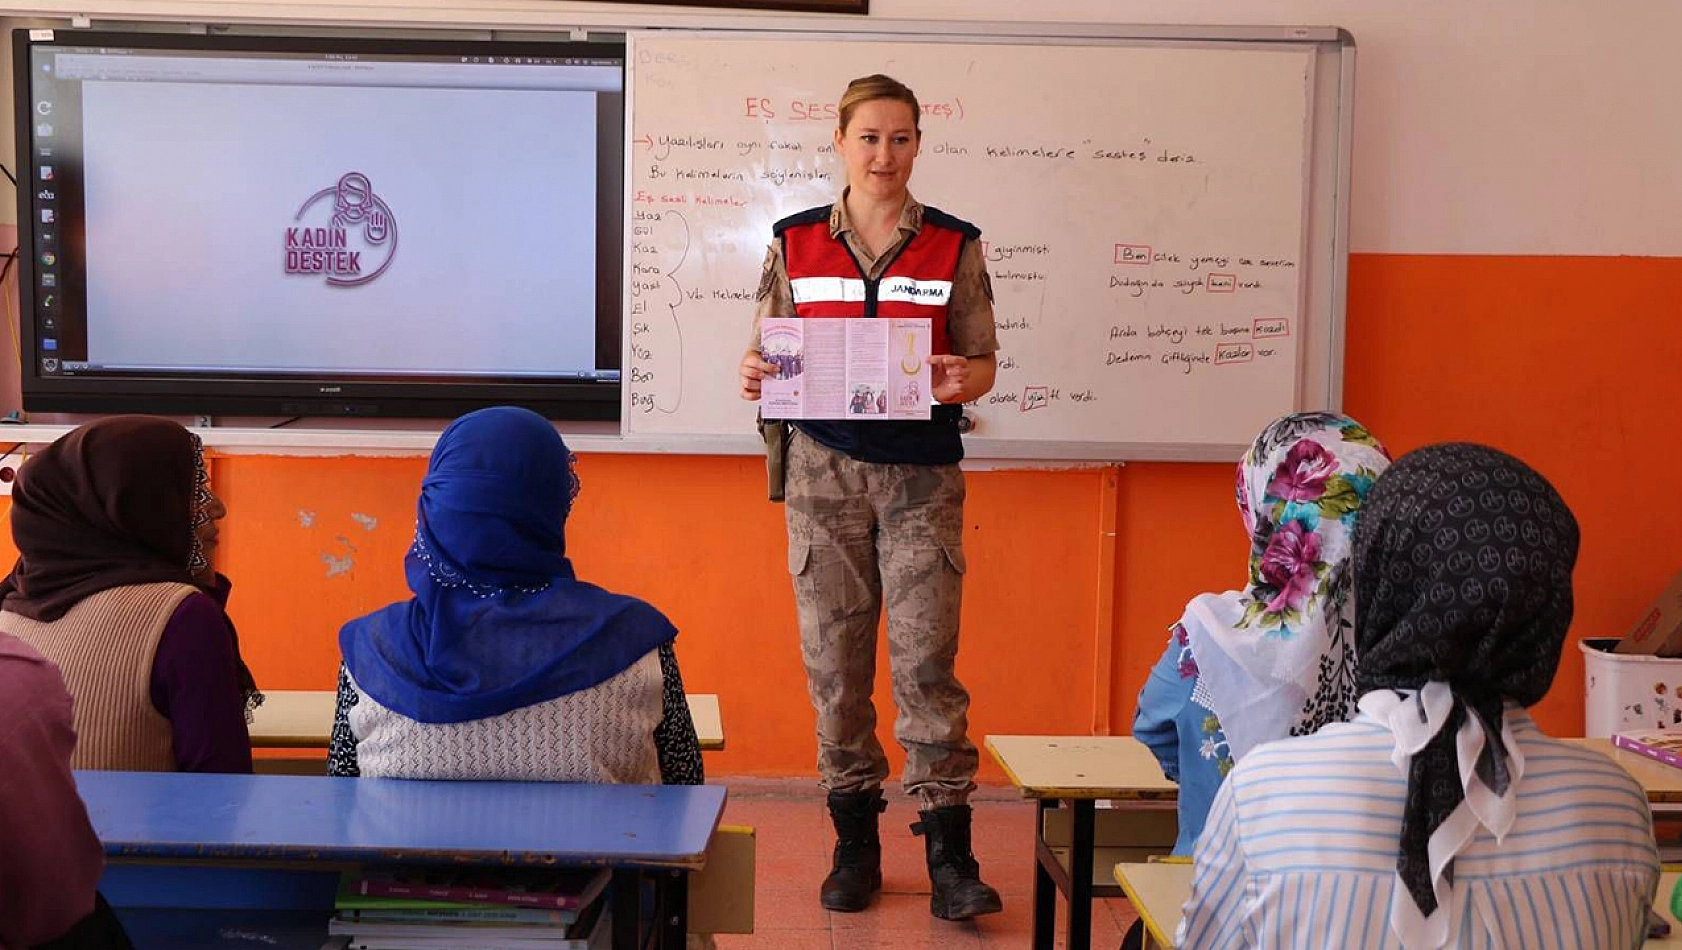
[739,349,777,401]
[929,355,971,404]
[928,353,997,404]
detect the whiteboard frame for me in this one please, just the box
[624,24,1355,461]
[0,10,1353,463]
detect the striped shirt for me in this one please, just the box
[1179,709,1659,949]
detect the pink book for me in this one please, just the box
[352,866,608,911]
[1612,729,1682,769]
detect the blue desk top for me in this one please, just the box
[76,771,726,870]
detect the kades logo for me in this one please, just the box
[284,172,397,287]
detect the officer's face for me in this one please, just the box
[834,99,920,202]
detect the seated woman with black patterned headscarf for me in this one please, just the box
[1179,443,1659,950]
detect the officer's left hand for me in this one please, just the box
[928,355,970,404]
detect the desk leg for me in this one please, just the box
[612,869,642,950]
[656,869,689,949]
[1033,799,1057,950]
[1068,799,1095,950]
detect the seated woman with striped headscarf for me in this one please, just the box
[1179,443,1659,950]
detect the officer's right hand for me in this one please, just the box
[739,349,776,401]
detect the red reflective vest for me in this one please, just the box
[774,204,981,358]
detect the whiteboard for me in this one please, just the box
[625,28,1353,460]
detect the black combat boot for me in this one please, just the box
[820,789,887,912]
[912,804,1003,920]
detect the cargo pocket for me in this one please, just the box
[939,540,967,576]
[787,539,813,577]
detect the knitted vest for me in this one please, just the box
[349,649,663,784]
[0,582,195,771]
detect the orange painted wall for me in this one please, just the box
[192,455,1104,784]
[0,253,1675,780]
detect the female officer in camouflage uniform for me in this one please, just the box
[738,74,1001,921]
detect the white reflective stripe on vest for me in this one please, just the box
[877,276,952,305]
[789,276,868,304]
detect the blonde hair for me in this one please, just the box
[837,74,921,135]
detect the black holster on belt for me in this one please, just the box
[758,412,792,503]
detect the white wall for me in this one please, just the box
[0,0,1677,256]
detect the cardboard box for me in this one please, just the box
[1615,569,1682,657]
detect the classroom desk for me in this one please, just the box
[78,770,726,950]
[1113,864,1682,948]
[1112,862,1192,950]
[251,689,727,751]
[688,694,724,752]
[986,735,1178,950]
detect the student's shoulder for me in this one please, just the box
[166,588,233,633]
[611,596,678,643]
[1229,722,1394,785]
[0,632,70,697]
[1244,720,1392,759]
[0,634,78,744]
[1522,731,1648,790]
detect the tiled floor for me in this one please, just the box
[713,778,1138,950]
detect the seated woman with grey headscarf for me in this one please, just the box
[1179,443,1659,950]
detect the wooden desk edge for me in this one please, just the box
[252,692,728,751]
[1014,787,1178,801]
[1113,863,1178,948]
[983,735,1178,801]
[987,735,1682,804]
[982,736,1034,796]
[251,735,332,750]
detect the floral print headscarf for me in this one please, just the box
[1181,411,1391,763]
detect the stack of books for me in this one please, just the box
[1613,729,1682,769]
[331,867,611,950]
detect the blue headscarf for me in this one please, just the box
[339,407,676,724]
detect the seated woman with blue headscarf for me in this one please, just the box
[327,407,702,785]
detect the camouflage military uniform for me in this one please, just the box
[784,429,975,806]
[755,193,997,808]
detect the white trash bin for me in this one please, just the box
[1581,638,1682,737]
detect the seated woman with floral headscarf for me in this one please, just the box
[1179,444,1659,950]
[1132,411,1391,856]
[0,416,259,774]
[328,407,702,786]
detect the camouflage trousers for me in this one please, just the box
[784,431,977,808]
